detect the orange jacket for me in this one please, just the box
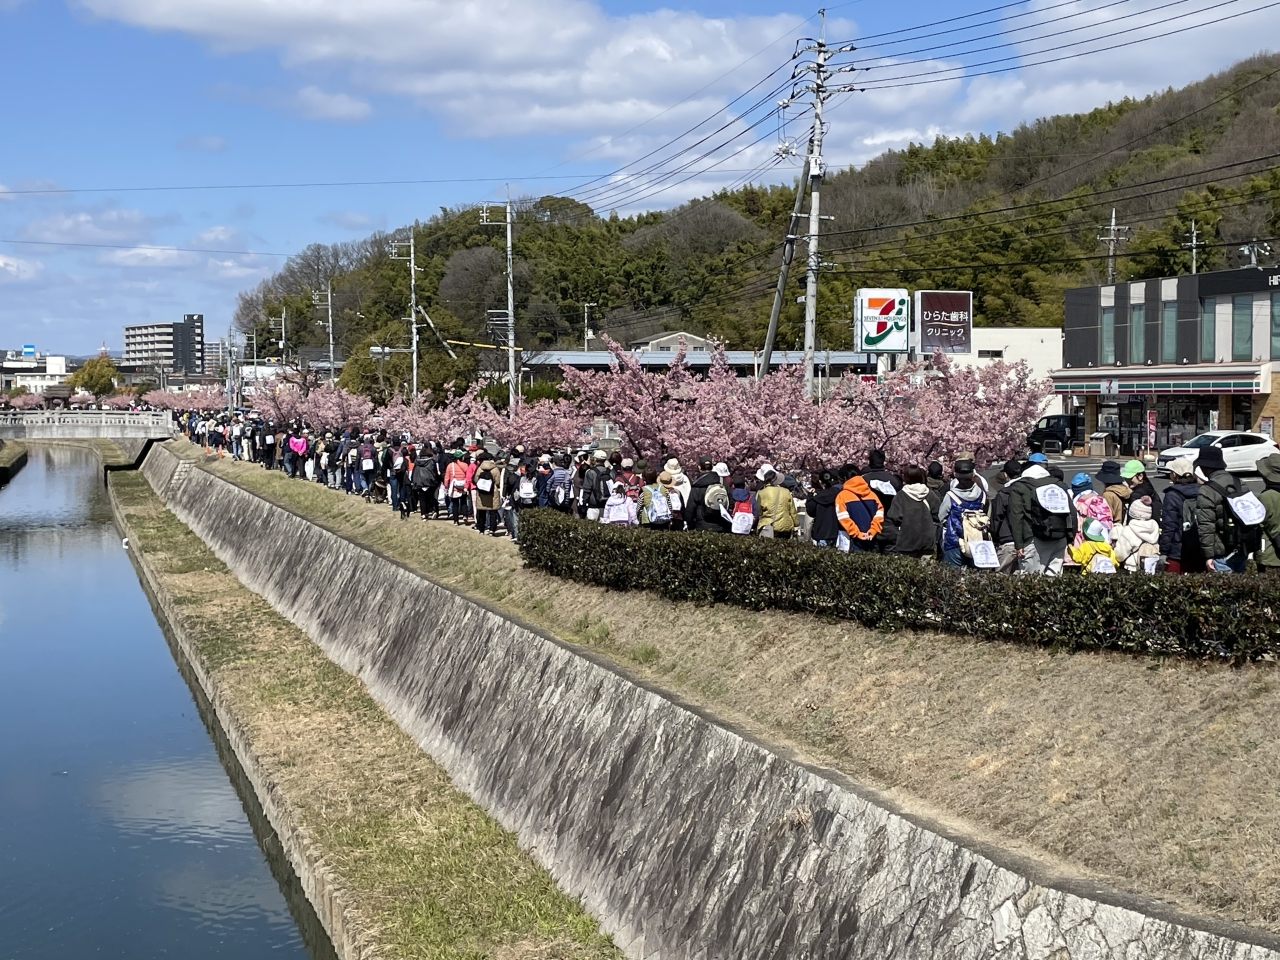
[834,475,884,541]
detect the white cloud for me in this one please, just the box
[0,183,11,202]
[190,224,244,247]
[295,85,370,121]
[100,245,198,267]
[177,134,227,152]
[0,253,42,281]
[23,205,176,245]
[320,210,380,231]
[75,0,811,136]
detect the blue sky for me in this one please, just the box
[0,0,1274,355]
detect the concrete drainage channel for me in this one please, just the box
[136,442,1280,960]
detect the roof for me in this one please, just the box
[526,349,874,368]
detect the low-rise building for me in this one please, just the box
[1,351,70,394]
[1051,267,1279,454]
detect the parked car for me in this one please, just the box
[1156,430,1280,473]
[1027,413,1083,453]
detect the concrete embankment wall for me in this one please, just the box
[0,441,27,483]
[139,442,1280,960]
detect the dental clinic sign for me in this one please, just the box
[854,288,910,353]
[915,290,973,355]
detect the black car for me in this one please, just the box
[1027,414,1082,453]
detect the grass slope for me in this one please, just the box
[110,467,618,960]
[175,441,1280,935]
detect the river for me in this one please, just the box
[0,445,333,959]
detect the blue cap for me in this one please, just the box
[1071,472,1093,489]
[1027,452,1049,463]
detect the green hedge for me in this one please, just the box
[517,509,1280,661]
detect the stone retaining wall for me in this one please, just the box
[139,442,1280,960]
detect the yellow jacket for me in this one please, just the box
[1068,539,1119,573]
[755,483,798,533]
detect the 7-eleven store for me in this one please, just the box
[1052,267,1280,455]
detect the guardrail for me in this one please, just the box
[0,410,171,428]
[0,410,175,440]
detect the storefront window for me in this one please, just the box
[1101,306,1115,364]
[1232,294,1253,361]
[1162,302,1177,363]
[1130,303,1145,364]
[1272,292,1280,360]
[1201,297,1215,361]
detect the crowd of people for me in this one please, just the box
[182,410,1280,576]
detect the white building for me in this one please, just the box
[1,352,69,394]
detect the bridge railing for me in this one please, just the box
[0,410,173,429]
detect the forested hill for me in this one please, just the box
[237,54,1280,400]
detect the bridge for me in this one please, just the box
[0,410,174,442]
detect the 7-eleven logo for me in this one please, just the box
[863,296,908,346]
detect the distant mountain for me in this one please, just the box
[237,54,1280,397]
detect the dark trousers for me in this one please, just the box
[476,509,500,534]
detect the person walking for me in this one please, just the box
[1097,460,1130,525]
[473,456,504,535]
[987,459,1024,572]
[1195,445,1256,573]
[1257,453,1280,575]
[1009,458,1076,575]
[754,463,798,539]
[1120,459,1162,523]
[411,447,441,520]
[443,450,469,524]
[882,465,940,560]
[937,458,987,567]
[834,464,884,551]
[665,458,692,507]
[806,470,841,547]
[1157,458,1202,573]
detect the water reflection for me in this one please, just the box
[0,445,329,959]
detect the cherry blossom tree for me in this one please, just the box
[101,394,134,410]
[250,378,304,422]
[9,392,43,410]
[486,398,592,451]
[300,384,373,432]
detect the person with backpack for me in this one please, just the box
[1097,460,1131,526]
[1009,458,1077,576]
[579,449,612,521]
[1195,445,1262,573]
[1070,471,1113,550]
[384,438,410,514]
[987,460,1024,572]
[1158,458,1202,573]
[882,465,941,560]
[441,450,468,524]
[639,469,674,530]
[411,447,441,520]
[753,463,797,538]
[617,458,644,502]
[726,473,757,535]
[937,458,988,567]
[664,458,692,508]
[1257,453,1280,576]
[472,457,504,535]
[1068,518,1119,574]
[685,458,729,532]
[862,449,902,516]
[544,454,573,513]
[834,464,884,551]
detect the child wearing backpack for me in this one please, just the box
[639,469,675,529]
[601,487,638,526]
[1069,519,1119,573]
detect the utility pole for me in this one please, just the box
[760,157,809,379]
[506,190,516,418]
[583,302,597,351]
[312,283,335,386]
[391,235,419,395]
[481,197,518,417]
[1097,208,1129,284]
[800,15,829,400]
[1182,219,1200,274]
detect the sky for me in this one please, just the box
[0,0,1276,355]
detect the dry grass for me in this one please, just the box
[177,442,1280,934]
[110,469,619,960]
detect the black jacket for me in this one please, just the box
[805,485,841,543]
[1197,469,1244,559]
[883,489,940,556]
[988,480,1019,546]
[1126,478,1163,523]
[861,469,902,513]
[686,472,727,531]
[1158,481,1201,561]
